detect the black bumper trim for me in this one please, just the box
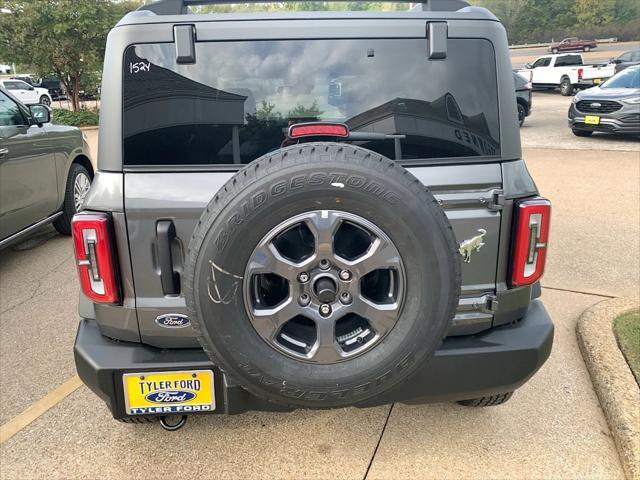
[75,299,553,419]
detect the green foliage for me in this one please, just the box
[613,311,640,385]
[470,0,639,44]
[288,100,323,119]
[52,107,99,127]
[256,99,281,120]
[0,0,138,109]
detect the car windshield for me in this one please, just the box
[122,38,501,166]
[601,67,640,89]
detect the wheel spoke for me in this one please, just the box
[309,318,343,363]
[251,297,299,340]
[247,242,300,281]
[347,237,402,277]
[351,295,400,337]
[304,211,342,258]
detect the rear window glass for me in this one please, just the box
[123,38,500,166]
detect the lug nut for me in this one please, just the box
[339,270,352,281]
[319,259,330,270]
[319,304,332,316]
[299,293,310,307]
[298,272,310,283]
[340,292,352,305]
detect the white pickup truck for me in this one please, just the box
[518,53,615,96]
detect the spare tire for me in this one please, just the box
[184,143,461,408]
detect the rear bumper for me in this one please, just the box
[75,299,554,419]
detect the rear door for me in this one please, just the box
[121,24,505,346]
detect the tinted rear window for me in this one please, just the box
[123,38,500,166]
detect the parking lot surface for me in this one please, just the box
[1,92,638,478]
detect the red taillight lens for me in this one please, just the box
[510,198,551,287]
[71,213,120,304]
[288,122,349,139]
[578,68,583,80]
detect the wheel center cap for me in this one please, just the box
[314,276,337,303]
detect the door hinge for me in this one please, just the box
[174,24,196,64]
[483,189,505,211]
[475,294,499,314]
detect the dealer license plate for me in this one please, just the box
[123,370,215,415]
[584,115,600,125]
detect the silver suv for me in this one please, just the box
[72,0,554,429]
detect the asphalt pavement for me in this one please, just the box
[1,92,639,478]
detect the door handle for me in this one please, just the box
[156,220,180,295]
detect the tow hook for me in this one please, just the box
[159,414,188,431]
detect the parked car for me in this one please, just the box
[548,37,597,54]
[72,0,554,429]
[0,87,94,248]
[519,53,615,96]
[10,75,38,87]
[0,79,52,106]
[38,77,66,100]
[610,49,640,74]
[513,71,533,127]
[568,65,640,137]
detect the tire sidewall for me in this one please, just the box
[187,145,460,407]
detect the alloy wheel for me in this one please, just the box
[243,210,405,364]
[73,172,91,212]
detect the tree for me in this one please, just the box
[575,0,615,28]
[0,0,138,110]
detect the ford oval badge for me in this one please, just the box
[146,390,197,403]
[155,313,190,328]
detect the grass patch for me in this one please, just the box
[52,108,99,127]
[613,310,640,386]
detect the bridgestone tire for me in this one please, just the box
[184,143,461,408]
[457,392,513,407]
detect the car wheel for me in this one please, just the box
[39,95,51,106]
[184,143,462,408]
[560,77,573,96]
[53,163,92,235]
[572,129,593,137]
[552,48,558,54]
[458,392,513,407]
[517,103,526,127]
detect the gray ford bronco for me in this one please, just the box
[72,0,554,429]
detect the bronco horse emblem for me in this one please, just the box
[458,229,487,263]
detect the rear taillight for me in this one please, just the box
[71,213,120,304]
[578,68,583,80]
[510,198,551,287]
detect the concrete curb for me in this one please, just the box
[576,296,640,480]
[79,126,99,131]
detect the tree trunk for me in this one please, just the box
[70,75,81,111]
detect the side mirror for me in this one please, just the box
[29,104,51,125]
[524,63,532,69]
[27,85,34,91]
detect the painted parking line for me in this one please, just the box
[0,375,82,445]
